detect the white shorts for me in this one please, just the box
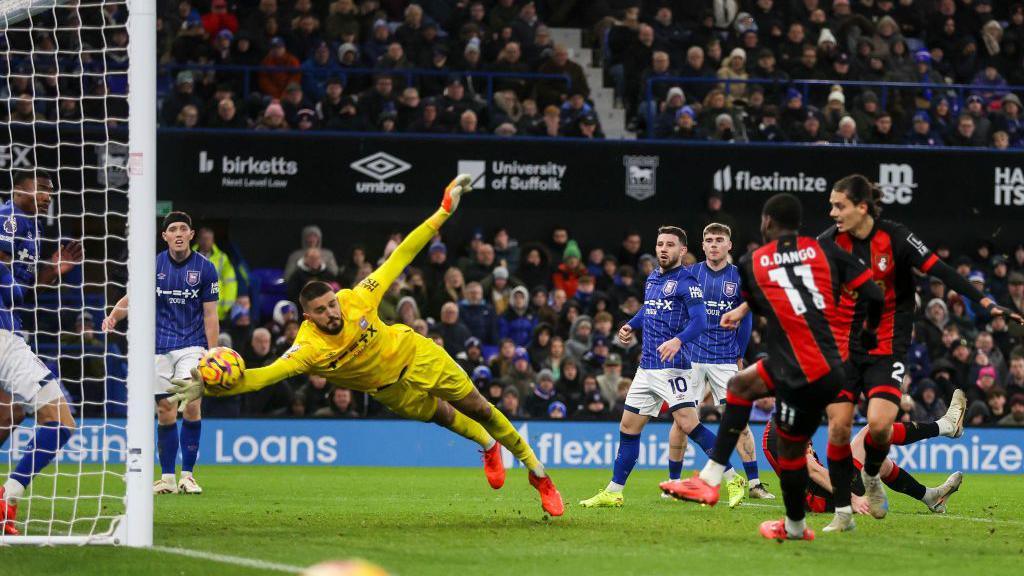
[155,347,205,395]
[0,330,63,412]
[692,362,738,406]
[624,367,696,417]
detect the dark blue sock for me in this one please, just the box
[744,460,760,482]
[158,423,179,475]
[611,432,641,486]
[10,422,73,488]
[690,424,732,472]
[668,459,683,481]
[179,419,202,473]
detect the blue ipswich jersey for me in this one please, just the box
[0,201,42,330]
[155,250,219,354]
[688,261,748,364]
[629,265,705,370]
[0,262,24,332]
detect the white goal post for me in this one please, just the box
[0,0,155,546]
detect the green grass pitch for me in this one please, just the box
[4,466,1023,575]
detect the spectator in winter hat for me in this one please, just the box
[969,365,999,407]
[965,94,993,143]
[553,240,585,298]
[500,286,537,347]
[905,111,941,146]
[670,106,705,140]
[527,369,565,418]
[258,37,301,99]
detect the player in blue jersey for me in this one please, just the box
[665,223,774,507]
[0,171,79,536]
[103,211,220,495]
[580,226,714,508]
[0,170,83,448]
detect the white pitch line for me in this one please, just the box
[739,502,1024,526]
[152,546,304,573]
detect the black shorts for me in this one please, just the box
[758,359,843,442]
[833,355,904,405]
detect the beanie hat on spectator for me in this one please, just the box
[465,336,481,350]
[818,28,837,46]
[494,266,510,280]
[913,111,930,123]
[373,19,388,31]
[786,88,802,102]
[828,91,845,105]
[606,353,622,366]
[1009,272,1024,285]
[978,367,997,386]
[580,114,598,126]
[835,52,850,65]
[676,106,696,120]
[217,29,234,41]
[1002,94,1022,109]
[757,48,774,60]
[914,50,932,64]
[563,240,581,262]
[338,43,359,60]
[514,347,530,363]
[538,369,555,383]
[511,285,529,301]
[176,70,194,85]
[229,303,249,323]
[472,365,492,383]
[667,87,685,102]
[639,253,657,266]
[728,47,746,62]
[502,385,520,398]
[273,300,298,324]
[428,242,447,255]
[967,94,984,106]
[297,108,316,123]
[861,90,879,104]
[547,401,567,416]
[1011,394,1024,408]
[264,102,285,119]
[270,36,285,49]
[968,271,985,284]
[465,38,481,55]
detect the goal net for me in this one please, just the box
[1,0,154,545]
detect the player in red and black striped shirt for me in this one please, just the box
[818,174,1024,532]
[662,193,884,542]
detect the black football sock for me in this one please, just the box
[710,392,753,466]
[891,421,940,445]
[827,442,854,509]
[777,454,809,523]
[862,433,890,477]
[882,463,927,500]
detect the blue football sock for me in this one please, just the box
[690,424,732,472]
[179,419,202,473]
[744,460,760,482]
[10,422,73,488]
[611,432,641,486]
[158,423,179,475]
[668,459,683,481]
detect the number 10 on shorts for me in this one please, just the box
[668,376,688,394]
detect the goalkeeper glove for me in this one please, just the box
[440,173,473,214]
[167,368,204,408]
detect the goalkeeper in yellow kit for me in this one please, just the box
[168,175,563,516]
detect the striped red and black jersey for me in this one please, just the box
[820,219,938,360]
[739,234,873,386]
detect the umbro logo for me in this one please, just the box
[350,152,411,181]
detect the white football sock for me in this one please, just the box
[484,438,497,450]
[785,516,806,538]
[606,481,625,493]
[749,478,761,487]
[3,479,25,502]
[162,473,176,483]
[835,505,852,515]
[699,461,727,487]
[723,468,737,481]
[937,418,953,436]
[181,471,193,479]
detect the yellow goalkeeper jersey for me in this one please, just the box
[213,209,448,396]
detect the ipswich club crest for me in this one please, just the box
[186,270,200,286]
[3,215,16,236]
[663,280,677,296]
[723,281,737,297]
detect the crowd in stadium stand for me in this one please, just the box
[179,193,1024,426]
[149,0,1024,147]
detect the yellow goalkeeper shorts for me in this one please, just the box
[370,335,475,422]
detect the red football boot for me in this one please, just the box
[0,487,19,536]
[528,472,564,517]
[759,519,815,541]
[661,473,720,506]
[481,442,505,489]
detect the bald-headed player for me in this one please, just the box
[168,175,563,516]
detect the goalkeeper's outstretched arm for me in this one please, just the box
[353,174,472,306]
